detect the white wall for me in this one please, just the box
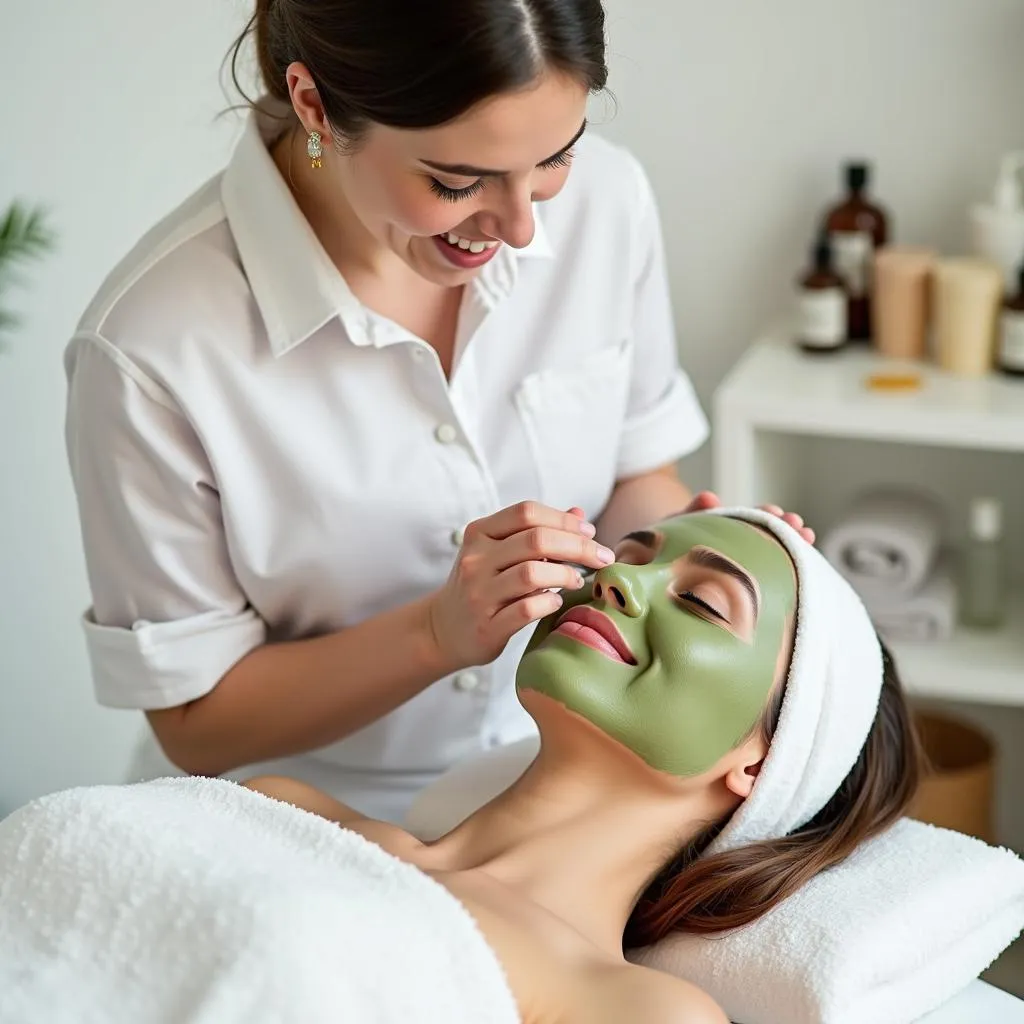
[1,0,1022,816]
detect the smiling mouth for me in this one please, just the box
[551,605,636,664]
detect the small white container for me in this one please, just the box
[971,151,1024,296]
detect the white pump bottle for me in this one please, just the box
[971,151,1024,294]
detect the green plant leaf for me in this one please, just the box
[0,201,56,339]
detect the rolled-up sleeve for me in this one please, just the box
[615,159,709,479]
[64,332,266,709]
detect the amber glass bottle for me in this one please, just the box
[797,234,847,354]
[998,258,1024,376]
[824,162,890,341]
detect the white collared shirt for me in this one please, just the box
[64,106,708,820]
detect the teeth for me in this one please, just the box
[442,230,499,252]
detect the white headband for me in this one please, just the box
[701,508,884,853]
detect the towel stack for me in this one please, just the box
[822,489,956,642]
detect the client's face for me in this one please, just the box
[517,514,797,777]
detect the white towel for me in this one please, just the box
[630,818,1024,1024]
[867,557,959,642]
[821,489,944,602]
[0,777,518,1024]
[703,508,884,853]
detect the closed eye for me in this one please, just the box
[538,149,575,170]
[430,178,486,203]
[677,590,729,623]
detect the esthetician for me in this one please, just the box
[63,0,811,822]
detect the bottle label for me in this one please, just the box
[799,288,847,349]
[1000,310,1024,370]
[830,230,873,297]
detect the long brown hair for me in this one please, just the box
[624,638,922,948]
[227,0,607,145]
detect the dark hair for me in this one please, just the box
[228,0,607,144]
[624,638,923,947]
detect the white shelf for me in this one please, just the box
[893,593,1024,707]
[712,331,1024,709]
[716,332,1024,452]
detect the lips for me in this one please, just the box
[431,234,501,270]
[552,605,636,665]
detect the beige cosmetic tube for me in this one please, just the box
[933,258,1003,377]
[873,246,936,360]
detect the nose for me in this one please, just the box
[591,565,645,618]
[481,181,536,250]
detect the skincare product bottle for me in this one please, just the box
[961,497,1005,630]
[971,152,1024,295]
[998,254,1024,376]
[824,161,890,342]
[933,258,1003,378]
[797,233,847,354]
[872,246,935,360]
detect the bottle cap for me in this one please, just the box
[992,152,1024,211]
[845,162,869,192]
[970,497,1002,542]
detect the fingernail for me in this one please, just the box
[597,545,615,564]
[578,521,596,537]
[574,572,585,588]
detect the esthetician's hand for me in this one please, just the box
[428,503,613,669]
[684,491,817,545]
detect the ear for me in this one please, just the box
[285,62,331,139]
[723,737,768,800]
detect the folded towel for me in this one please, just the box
[0,777,518,1024]
[821,489,944,601]
[630,817,1024,1024]
[866,557,959,642]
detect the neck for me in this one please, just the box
[428,694,736,957]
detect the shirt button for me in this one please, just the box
[485,733,502,749]
[453,671,480,693]
[451,526,466,547]
[434,423,458,444]
[411,346,426,360]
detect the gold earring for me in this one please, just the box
[307,130,323,169]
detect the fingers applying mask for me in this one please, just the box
[429,501,605,668]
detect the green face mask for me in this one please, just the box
[516,514,797,777]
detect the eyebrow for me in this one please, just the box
[621,529,659,549]
[688,547,761,623]
[420,120,588,178]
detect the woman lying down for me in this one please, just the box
[240,507,921,1024]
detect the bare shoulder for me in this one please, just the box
[592,963,728,1024]
[242,775,368,825]
[241,775,425,859]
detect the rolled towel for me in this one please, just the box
[866,556,959,642]
[821,489,944,602]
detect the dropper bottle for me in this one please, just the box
[796,233,847,354]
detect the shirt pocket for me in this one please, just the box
[513,338,634,517]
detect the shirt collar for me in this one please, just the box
[222,100,553,356]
